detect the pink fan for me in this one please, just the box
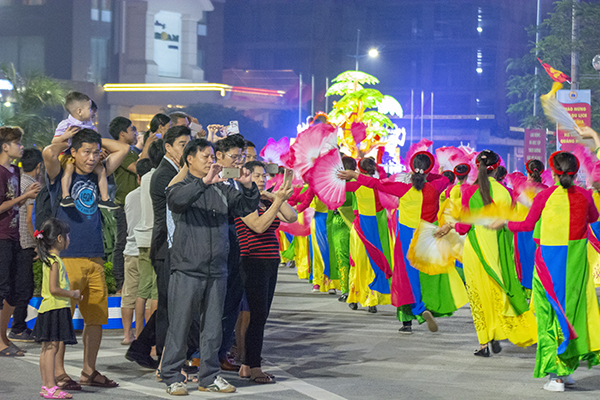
[404,139,433,169]
[304,148,346,209]
[377,173,403,210]
[260,137,290,165]
[289,124,337,176]
[541,170,554,187]
[266,173,282,191]
[572,144,599,187]
[279,207,315,237]
[436,146,462,171]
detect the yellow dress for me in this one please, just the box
[461,178,537,346]
[310,198,340,292]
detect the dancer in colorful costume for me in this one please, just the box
[340,151,468,333]
[493,151,600,392]
[438,150,537,356]
[512,159,548,290]
[343,158,392,313]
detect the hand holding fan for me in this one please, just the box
[304,148,346,210]
[407,221,464,275]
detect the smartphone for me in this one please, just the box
[265,163,279,175]
[155,133,162,139]
[227,120,239,135]
[189,122,203,134]
[222,167,241,179]
[283,169,293,188]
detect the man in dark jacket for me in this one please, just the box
[161,139,259,396]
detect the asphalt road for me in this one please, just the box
[2,267,600,399]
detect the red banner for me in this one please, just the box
[556,90,591,152]
[524,129,546,162]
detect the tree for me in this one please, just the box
[0,63,68,148]
[506,0,600,130]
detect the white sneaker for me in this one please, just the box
[166,381,188,396]
[198,376,236,393]
[543,378,565,392]
[564,375,575,386]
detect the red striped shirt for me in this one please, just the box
[236,204,281,259]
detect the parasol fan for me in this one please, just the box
[304,149,346,210]
[260,137,290,165]
[279,207,315,237]
[540,84,581,140]
[289,124,337,176]
[436,146,463,171]
[407,221,464,275]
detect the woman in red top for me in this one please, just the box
[236,161,297,384]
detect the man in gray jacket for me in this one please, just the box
[161,138,259,395]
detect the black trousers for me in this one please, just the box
[11,247,36,332]
[240,257,279,368]
[0,239,22,311]
[113,205,127,291]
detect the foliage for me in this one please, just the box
[104,261,117,295]
[506,0,600,130]
[101,208,118,265]
[0,63,68,148]
[175,103,268,146]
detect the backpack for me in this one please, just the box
[33,185,60,230]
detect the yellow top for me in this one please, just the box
[38,254,71,314]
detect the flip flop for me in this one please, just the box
[79,370,119,388]
[0,344,24,357]
[250,375,276,384]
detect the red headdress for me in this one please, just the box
[548,151,579,176]
[410,151,435,174]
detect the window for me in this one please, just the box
[91,0,99,20]
[89,38,108,85]
[0,36,44,75]
[101,0,111,22]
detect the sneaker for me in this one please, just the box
[367,306,377,313]
[98,199,119,210]
[198,376,236,393]
[328,289,337,295]
[564,375,575,387]
[338,293,349,302]
[166,381,188,396]
[8,328,34,343]
[422,310,438,332]
[60,196,75,208]
[398,326,413,335]
[543,378,565,392]
[311,284,320,292]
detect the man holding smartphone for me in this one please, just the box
[213,135,248,371]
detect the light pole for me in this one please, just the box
[349,29,379,70]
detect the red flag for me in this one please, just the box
[537,58,571,84]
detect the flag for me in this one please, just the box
[537,58,571,84]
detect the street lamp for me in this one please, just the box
[349,29,381,70]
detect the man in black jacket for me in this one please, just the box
[161,139,259,395]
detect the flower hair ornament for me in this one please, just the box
[476,151,501,171]
[410,151,435,174]
[525,159,544,175]
[34,229,44,239]
[548,151,579,176]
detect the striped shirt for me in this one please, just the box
[235,202,281,259]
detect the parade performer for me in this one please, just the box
[341,151,467,333]
[343,158,392,313]
[511,159,548,290]
[492,151,600,392]
[438,150,537,356]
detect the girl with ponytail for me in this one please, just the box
[513,159,548,291]
[339,151,467,334]
[441,149,537,357]
[493,151,600,391]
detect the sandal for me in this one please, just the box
[41,386,72,399]
[155,368,163,382]
[250,375,276,384]
[79,370,119,388]
[0,344,25,357]
[9,342,27,353]
[55,374,81,391]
